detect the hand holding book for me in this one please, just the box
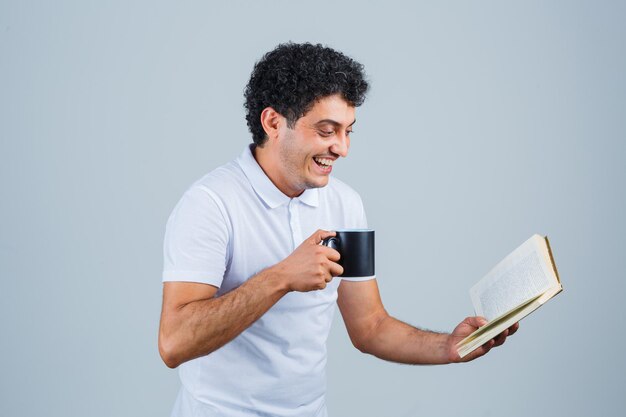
[455,235,562,359]
[446,316,519,362]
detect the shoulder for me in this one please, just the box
[192,160,246,197]
[319,176,368,229]
[168,159,247,223]
[324,176,364,206]
[178,159,253,213]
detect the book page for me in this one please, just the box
[470,235,556,320]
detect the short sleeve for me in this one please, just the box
[162,185,230,287]
[357,195,368,229]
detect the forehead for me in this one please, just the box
[299,94,356,126]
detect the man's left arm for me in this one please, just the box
[337,279,519,364]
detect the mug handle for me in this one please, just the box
[322,236,340,251]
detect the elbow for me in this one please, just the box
[160,350,180,369]
[158,333,182,369]
[351,336,373,355]
[349,312,388,356]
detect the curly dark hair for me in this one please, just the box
[244,42,369,146]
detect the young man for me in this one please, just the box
[159,42,518,417]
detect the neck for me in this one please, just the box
[252,144,303,198]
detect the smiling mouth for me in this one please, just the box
[313,157,335,169]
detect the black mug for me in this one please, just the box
[322,229,375,278]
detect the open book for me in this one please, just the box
[456,234,563,358]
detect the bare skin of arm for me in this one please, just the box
[337,279,519,364]
[158,230,343,368]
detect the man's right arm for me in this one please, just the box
[158,229,342,368]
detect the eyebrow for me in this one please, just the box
[314,119,356,128]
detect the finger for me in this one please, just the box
[481,339,495,354]
[493,329,509,347]
[465,339,494,361]
[321,246,341,262]
[328,261,344,278]
[507,322,520,336]
[310,229,336,244]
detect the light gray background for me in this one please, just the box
[1,1,625,416]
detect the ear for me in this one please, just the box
[260,107,283,142]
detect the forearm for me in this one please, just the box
[159,268,287,368]
[159,229,341,368]
[360,315,452,365]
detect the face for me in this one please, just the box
[275,94,356,196]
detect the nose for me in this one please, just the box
[330,132,350,158]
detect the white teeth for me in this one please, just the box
[314,157,334,167]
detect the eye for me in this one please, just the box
[346,130,354,136]
[318,130,334,137]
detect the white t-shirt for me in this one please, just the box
[163,145,372,417]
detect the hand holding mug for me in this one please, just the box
[273,229,343,292]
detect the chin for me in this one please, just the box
[308,177,330,189]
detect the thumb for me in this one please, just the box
[309,229,336,244]
[465,316,489,329]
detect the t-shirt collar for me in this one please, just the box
[237,144,320,209]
